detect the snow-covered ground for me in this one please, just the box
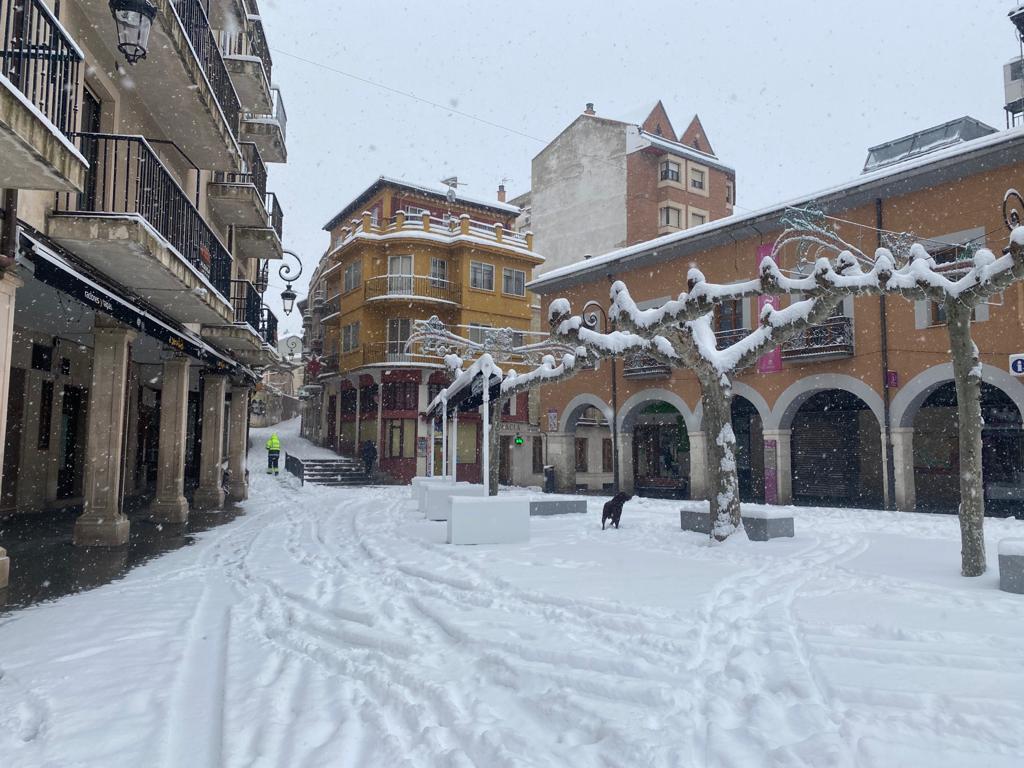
[2,418,1024,767]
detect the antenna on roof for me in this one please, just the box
[441,176,462,205]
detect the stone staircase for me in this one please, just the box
[285,454,368,487]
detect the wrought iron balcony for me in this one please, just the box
[782,315,855,361]
[364,275,462,304]
[241,86,286,163]
[623,351,672,380]
[260,305,278,347]
[54,133,232,302]
[715,327,749,349]
[231,279,261,329]
[266,191,283,237]
[361,342,443,368]
[320,294,341,323]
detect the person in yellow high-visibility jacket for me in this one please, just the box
[266,433,281,475]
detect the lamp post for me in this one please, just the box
[581,300,620,493]
[109,0,157,65]
[279,249,304,317]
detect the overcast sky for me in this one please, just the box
[257,0,1018,335]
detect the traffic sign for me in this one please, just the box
[1011,355,1024,376]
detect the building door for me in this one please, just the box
[327,394,337,446]
[499,435,512,485]
[1,368,26,510]
[387,318,411,361]
[80,89,102,211]
[388,255,413,295]
[57,385,88,500]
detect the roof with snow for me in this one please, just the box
[529,124,1024,293]
[631,130,735,175]
[862,116,996,173]
[323,176,522,231]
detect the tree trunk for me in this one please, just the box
[947,301,987,577]
[699,373,742,540]
[488,400,502,496]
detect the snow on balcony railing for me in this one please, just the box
[331,210,534,253]
[364,274,462,305]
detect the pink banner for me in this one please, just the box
[756,244,783,374]
[763,439,779,505]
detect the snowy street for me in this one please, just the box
[1,420,1024,768]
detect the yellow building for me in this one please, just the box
[305,178,541,483]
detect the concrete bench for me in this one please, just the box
[999,539,1024,595]
[742,508,795,541]
[529,499,587,517]
[448,497,530,545]
[680,508,711,535]
[415,477,455,515]
[424,483,487,522]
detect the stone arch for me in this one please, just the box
[559,393,613,434]
[767,374,885,431]
[617,388,700,434]
[728,381,771,429]
[891,363,1024,429]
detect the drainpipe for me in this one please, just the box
[877,197,896,509]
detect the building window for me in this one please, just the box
[717,299,744,333]
[502,268,526,296]
[690,212,707,227]
[383,418,416,458]
[387,318,411,356]
[343,260,362,293]
[575,438,589,473]
[660,160,680,182]
[342,321,360,352]
[660,207,681,229]
[405,205,427,216]
[726,180,735,205]
[383,381,418,411]
[430,257,448,287]
[690,168,706,190]
[468,323,492,346]
[31,344,53,372]
[360,385,378,414]
[602,438,613,473]
[532,437,544,474]
[470,261,494,291]
[38,380,54,451]
[457,421,478,462]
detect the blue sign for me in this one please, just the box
[1011,356,1024,376]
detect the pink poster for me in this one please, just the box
[763,439,779,505]
[756,244,783,374]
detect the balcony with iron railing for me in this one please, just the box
[320,295,341,324]
[0,0,87,191]
[235,188,283,262]
[782,315,855,361]
[330,210,534,255]
[715,327,749,349]
[209,141,272,229]
[622,351,672,380]
[364,275,462,305]
[361,342,444,368]
[260,305,279,348]
[241,86,286,163]
[231,279,261,329]
[218,3,272,113]
[51,132,233,325]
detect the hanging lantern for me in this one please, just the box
[281,285,297,316]
[109,0,158,65]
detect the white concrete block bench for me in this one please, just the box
[529,499,587,516]
[448,497,530,545]
[999,539,1024,595]
[742,508,795,541]
[424,483,487,522]
[413,476,453,512]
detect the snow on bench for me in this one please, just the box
[424,483,486,522]
[447,496,530,545]
[412,476,453,508]
[680,506,795,541]
[999,539,1024,595]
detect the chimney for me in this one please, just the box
[584,103,596,116]
[497,184,507,203]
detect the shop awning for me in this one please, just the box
[18,231,256,380]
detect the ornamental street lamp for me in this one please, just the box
[109,0,157,65]
[280,249,304,316]
[582,299,620,493]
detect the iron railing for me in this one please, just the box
[266,190,283,236]
[623,351,672,379]
[715,327,749,350]
[254,259,269,292]
[364,275,462,304]
[0,0,82,136]
[243,86,287,141]
[321,294,340,319]
[782,316,855,360]
[55,133,232,298]
[260,305,278,346]
[214,141,267,197]
[244,8,272,83]
[363,342,443,367]
[231,279,260,329]
[170,0,241,138]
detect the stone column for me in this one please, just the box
[123,363,141,495]
[149,357,191,523]
[763,429,793,505]
[0,274,19,584]
[227,386,251,502]
[617,431,635,494]
[74,320,136,547]
[193,374,229,511]
[688,431,709,501]
[891,427,916,512]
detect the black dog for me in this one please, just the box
[602,492,633,530]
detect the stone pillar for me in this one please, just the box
[891,427,916,512]
[763,429,793,505]
[193,374,229,511]
[227,386,251,501]
[546,433,576,492]
[617,431,635,494]
[688,431,709,501]
[0,274,18,584]
[0,545,8,590]
[149,357,191,523]
[123,363,140,495]
[74,320,136,547]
